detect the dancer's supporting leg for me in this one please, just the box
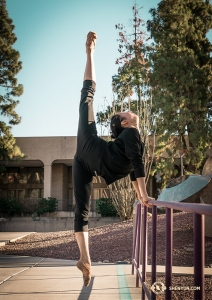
[75,31,97,286]
[74,158,93,286]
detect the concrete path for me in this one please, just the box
[0,254,141,300]
[0,233,211,299]
[0,232,34,246]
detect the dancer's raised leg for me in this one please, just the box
[84,31,97,81]
[75,31,97,287]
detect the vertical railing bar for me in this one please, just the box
[132,200,209,300]
[136,203,142,287]
[165,207,173,300]
[151,205,157,300]
[194,213,205,300]
[132,203,139,275]
[142,205,148,300]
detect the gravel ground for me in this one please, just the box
[145,275,212,300]
[0,211,211,299]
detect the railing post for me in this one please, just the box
[131,200,212,300]
[165,207,173,300]
[151,205,157,300]
[132,201,140,275]
[141,205,148,300]
[136,203,142,287]
[194,213,205,300]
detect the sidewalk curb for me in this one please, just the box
[0,232,35,247]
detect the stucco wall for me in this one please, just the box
[14,137,77,198]
[52,163,69,200]
[15,136,77,164]
[0,215,121,232]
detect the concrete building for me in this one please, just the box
[1,137,211,235]
[1,136,154,211]
[1,137,211,210]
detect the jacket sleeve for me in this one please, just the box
[130,171,136,181]
[122,128,145,179]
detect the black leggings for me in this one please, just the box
[73,80,106,232]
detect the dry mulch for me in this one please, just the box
[0,211,211,266]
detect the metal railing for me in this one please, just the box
[132,200,212,300]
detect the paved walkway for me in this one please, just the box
[0,233,211,299]
[0,232,33,246]
[0,232,142,299]
[0,254,142,300]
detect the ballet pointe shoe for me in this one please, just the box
[87,31,97,43]
[86,31,97,51]
[76,260,91,287]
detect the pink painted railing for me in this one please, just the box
[132,200,212,300]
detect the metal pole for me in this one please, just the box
[151,205,157,300]
[194,213,205,300]
[136,203,142,287]
[142,206,148,300]
[180,154,183,176]
[132,201,140,275]
[165,207,173,300]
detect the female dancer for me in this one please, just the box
[74,32,154,286]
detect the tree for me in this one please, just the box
[97,4,155,219]
[0,0,24,170]
[110,177,137,221]
[147,0,212,187]
[97,4,155,181]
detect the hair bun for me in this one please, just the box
[110,114,125,139]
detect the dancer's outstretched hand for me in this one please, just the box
[86,31,97,54]
[140,196,155,208]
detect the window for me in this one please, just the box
[0,167,44,184]
[28,168,42,184]
[68,167,72,183]
[28,189,43,199]
[68,188,75,211]
[7,190,25,199]
[8,173,15,184]
[0,189,8,198]
[8,190,17,198]
[0,173,8,184]
[17,168,27,184]
[18,190,26,199]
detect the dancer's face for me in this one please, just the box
[118,111,139,129]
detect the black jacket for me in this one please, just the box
[77,79,145,186]
[100,127,145,185]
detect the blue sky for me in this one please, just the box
[5,0,212,137]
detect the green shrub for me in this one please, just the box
[0,197,57,217]
[36,197,57,216]
[0,197,24,216]
[95,198,117,217]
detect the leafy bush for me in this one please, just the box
[36,197,57,216]
[0,197,57,217]
[0,197,24,216]
[95,198,117,217]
